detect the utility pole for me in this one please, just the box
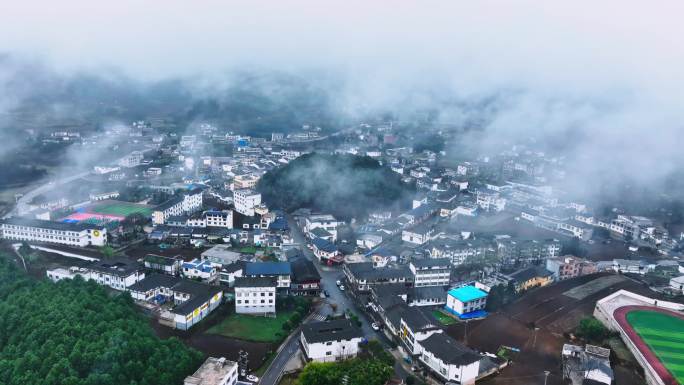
[543,370,550,385]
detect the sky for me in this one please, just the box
[2,0,684,203]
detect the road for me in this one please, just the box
[5,171,90,218]
[258,216,407,385]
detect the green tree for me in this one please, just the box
[577,317,609,342]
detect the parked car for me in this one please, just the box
[339,285,345,291]
[246,374,259,382]
[371,322,380,331]
[323,290,330,297]
[336,279,342,286]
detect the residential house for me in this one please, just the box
[418,334,481,385]
[182,258,219,283]
[143,254,182,276]
[234,277,277,315]
[244,261,292,290]
[344,262,412,292]
[290,257,321,296]
[409,258,451,287]
[445,285,488,319]
[183,357,238,385]
[128,274,223,330]
[300,319,364,362]
[546,256,597,281]
[399,308,443,356]
[508,266,553,292]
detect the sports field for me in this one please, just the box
[626,310,684,384]
[89,200,153,217]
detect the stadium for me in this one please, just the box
[59,200,153,227]
[594,290,684,385]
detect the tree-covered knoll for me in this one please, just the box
[257,153,414,220]
[0,257,203,385]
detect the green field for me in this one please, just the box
[206,311,294,343]
[91,201,153,217]
[626,310,684,383]
[432,309,457,326]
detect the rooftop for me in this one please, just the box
[420,333,481,366]
[301,319,363,344]
[184,357,237,385]
[448,286,488,303]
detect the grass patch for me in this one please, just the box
[432,309,457,326]
[91,201,153,217]
[206,311,295,343]
[627,310,684,383]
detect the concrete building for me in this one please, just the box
[1,217,108,247]
[546,256,597,281]
[182,258,219,283]
[445,285,488,319]
[244,262,291,289]
[233,189,261,216]
[48,259,145,291]
[300,319,364,362]
[128,274,223,330]
[399,308,443,356]
[152,189,204,225]
[410,258,451,287]
[143,254,182,276]
[418,333,481,385]
[669,275,684,294]
[184,357,238,385]
[234,277,276,315]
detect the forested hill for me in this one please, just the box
[257,153,414,220]
[0,257,202,385]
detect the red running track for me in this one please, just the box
[613,305,684,385]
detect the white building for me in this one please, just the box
[418,333,481,385]
[410,258,451,287]
[128,274,223,330]
[670,275,684,294]
[153,189,204,225]
[233,189,262,216]
[305,214,342,240]
[399,308,443,356]
[445,285,488,318]
[48,259,145,291]
[402,224,435,245]
[118,151,144,168]
[301,319,364,362]
[184,357,238,385]
[234,277,276,315]
[1,217,108,247]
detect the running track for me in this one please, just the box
[613,305,684,385]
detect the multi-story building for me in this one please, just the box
[118,151,144,168]
[153,189,204,225]
[244,262,291,290]
[290,257,321,296]
[143,254,182,276]
[344,262,412,292]
[1,217,108,247]
[418,334,481,385]
[233,189,261,216]
[48,258,146,291]
[409,258,451,287]
[305,214,343,240]
[128,274,223,330]
[184,357,238,385]
[399,308,443,356]
[182,259,219,283]
[234,277,277,315]
[300,319,364,362]
[445,285,488,318]
[546,256,597,281]
[429,238,495,266]
[402,223,435,245]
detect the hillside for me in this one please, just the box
[257,153,414,220]
[0,257,202,385]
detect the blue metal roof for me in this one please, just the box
[245,261,291,276]
[448,286,487,302]
[312,237,337,253]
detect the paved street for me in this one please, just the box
[258,216,408,385]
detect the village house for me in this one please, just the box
[445,284,488,319]
[244,261,292,290]
[409,258,451,287]
[300,319,364,362]
[418,334,481,385]
[234,277,277,316]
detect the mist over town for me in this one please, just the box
[0,2,683,385]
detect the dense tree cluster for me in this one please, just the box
[257,153,414,220]
[297,358,393,385]
[0,257,203,385]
